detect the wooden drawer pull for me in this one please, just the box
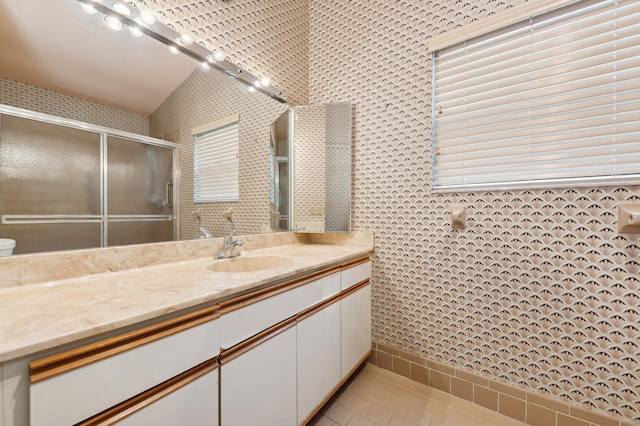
[77,358,218,426]
[31,306,219,384]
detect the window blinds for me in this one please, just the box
[194,117,240,202]
[431,0,640,191]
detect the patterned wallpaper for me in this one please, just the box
[0,77,149,135]
[309,0,640,423]
[130,0,310,107]
[149,69,288,238]
[4,0,639,422]
[292,105,326,232]
[130,0,309,238]
[325,102,352,232]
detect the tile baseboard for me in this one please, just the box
[370,341,633,426]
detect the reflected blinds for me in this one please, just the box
[431,0,640,191]
[194,117,240,202]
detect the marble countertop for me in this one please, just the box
[0,241,372,363]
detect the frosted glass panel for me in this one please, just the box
[107,221,173,246]
[2,223,101,255]
[0,114,101,215]
[107,136,173,216]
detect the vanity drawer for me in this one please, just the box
[219,271,340,349]
[341,259,371,290]
[29,307,220,426]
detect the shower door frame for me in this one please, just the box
[0,104,178,248]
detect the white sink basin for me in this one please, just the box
[207,255,295,273]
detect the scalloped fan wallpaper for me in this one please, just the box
[3,0,638,423]
[307,1,639,424]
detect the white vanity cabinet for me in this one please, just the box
[339,258,372,379]
[84,360,219,426]
[218,270,341,349]
[23,255,372,426]
[219,256,372,426]
[29,306,220,426]
[297,300,341,424]
[340,282,372,379]
[220,321,298,426]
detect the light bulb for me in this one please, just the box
[260,77,270,87]
[168,45,180,55]
[112,2,131,16]
[80,2,97,14]
[200,62,210,70]
[129,26,143,37]
[104,16,124,31]
[139,9,156,25]
[180,33,193,46]
[248,86,256,93]
[212,49,225,62]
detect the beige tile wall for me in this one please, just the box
[131,0,310,107]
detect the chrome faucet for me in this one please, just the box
[193,210,214,239]
[218,235,244,259]
[216,209,243,259]
[198,226,214,239]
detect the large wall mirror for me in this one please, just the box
[0,0,351,255]
[270,103,352,233]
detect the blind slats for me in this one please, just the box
[194,120,240,202]
[432,0,640,191]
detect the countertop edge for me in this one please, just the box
[0,246,373,364]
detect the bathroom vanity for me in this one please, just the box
[0,232,373,426]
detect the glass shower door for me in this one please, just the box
[106,136,175,246]
[0,114,102,254]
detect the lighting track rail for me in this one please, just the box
[76,0,287,103]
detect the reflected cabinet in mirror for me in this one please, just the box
[271,103,353,233]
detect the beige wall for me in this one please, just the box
[309,0,639,424]
[132,0,310,107]
[292,105,326,232]
[0,77,149,135]
[133,0,310,238]
[149,69,288,238]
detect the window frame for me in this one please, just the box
[192,113,240,203]
[430,0,640,192]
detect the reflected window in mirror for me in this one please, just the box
[193,113,240,202]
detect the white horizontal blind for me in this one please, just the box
[432,0,640,191]
[194,119,240,202]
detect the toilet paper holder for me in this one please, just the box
[451,205,465,230]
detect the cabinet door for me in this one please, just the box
[341,261,371,291]
[297,302,341,424]
[221,325,297,426]
[220,272,340,349]
[341,283,371,378]
[30,309,219,426]
[115,366,218,426]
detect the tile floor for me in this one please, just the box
[309,363,528,426]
